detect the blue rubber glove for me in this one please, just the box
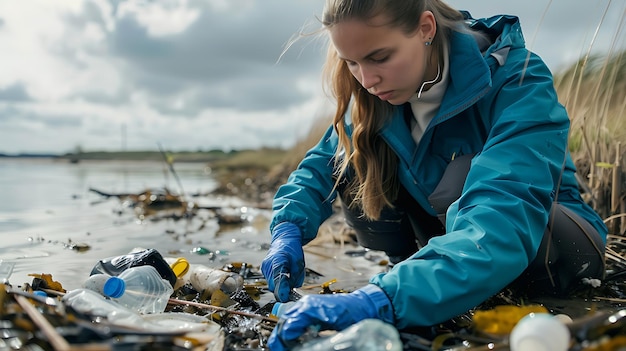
[261,222,305,302]
[267,284,395,351]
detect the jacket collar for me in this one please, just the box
[380,13,525,164]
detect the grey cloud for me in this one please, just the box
[56,0,326,115]
[0,106,23,122]
[0,84,32,102]
[0,106,82,128]
[138,66,321,116]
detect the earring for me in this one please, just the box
[425,37,432,46]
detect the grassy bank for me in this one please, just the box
[55,148,288,164]
[558,50,626,232]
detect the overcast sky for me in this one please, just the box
[0,0,623,155]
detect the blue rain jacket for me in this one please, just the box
[270,13,608,328]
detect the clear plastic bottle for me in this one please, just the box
[112,265,174,314]
[62,288,147,328]
[90,248,177,287]
[63,288,221,334]
[293,319,402,351]
[82,273,125,298]
[187,263,244,296]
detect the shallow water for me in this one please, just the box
[0,158,380,293]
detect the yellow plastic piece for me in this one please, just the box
[170,257,190,277]
[472,304,549,335]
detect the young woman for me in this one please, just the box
[262,0,607,348]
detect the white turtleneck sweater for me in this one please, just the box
[407,42,450,144]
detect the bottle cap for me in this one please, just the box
[271,302,283,317]
[271,301,297,318]
[103,276,126,298]
[33,290,47,298]
[170,257,190,278]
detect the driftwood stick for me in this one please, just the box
[88,187,132,198]
[168,298,277,323]
[41,289,277,323]
[14,294,110,351]
[14,294,71,351]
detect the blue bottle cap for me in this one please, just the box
[271,301,296,318]
[33,290,47,298]
[271,302,282,317]
[103,276,125,298]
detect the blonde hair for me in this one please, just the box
[322,0,463,220]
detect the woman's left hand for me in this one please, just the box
[267,284,394,351]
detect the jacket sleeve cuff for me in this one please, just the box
[358,284,395,324]
[271,222,302,242]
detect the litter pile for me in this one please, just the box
[0,245,625,351]
[1,186,625,351]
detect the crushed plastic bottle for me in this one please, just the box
[63,288,149,330]
[62,288,218,333]
[187,263,244,296]
[83,266,173,314]
[105,265,174,314]
[293,319,402,351]
[90,248,177,287]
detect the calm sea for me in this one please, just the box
[0,157,381,298]
[0,158,275,290]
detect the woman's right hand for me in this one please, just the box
[261,222,305,302]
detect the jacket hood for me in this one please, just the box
[461,11,526,55]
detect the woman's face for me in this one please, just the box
[329,14,432,105]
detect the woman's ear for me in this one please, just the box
[418,11,437,43]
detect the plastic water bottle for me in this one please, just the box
[82,274,125,298]
[62,288,146,327]
[90,248,177,287]
[62,288,221,333]
[293,319,402,351]
[112,265,174,314]
[187,263,244,296]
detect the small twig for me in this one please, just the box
[593,296,626,304]
[43,289,277,323]
[168,298,277,323]
[157,142,186,198]
[14,294,71,351]
[303,247,337,260]
[14,294,111,351]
